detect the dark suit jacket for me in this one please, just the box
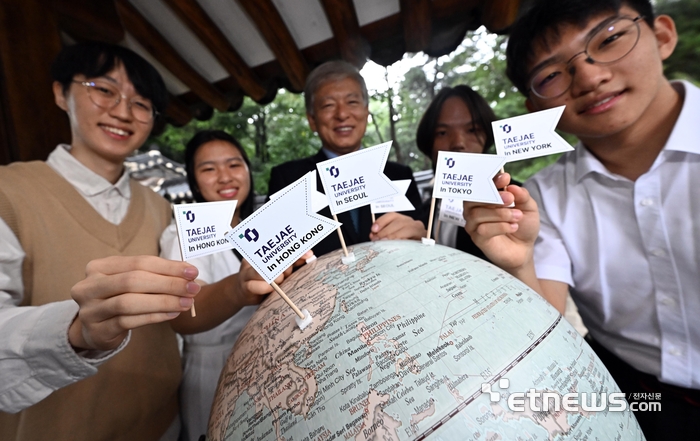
[267,149,425,257]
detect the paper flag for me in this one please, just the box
[492,105,573,162]
[225,173,340,284]
[438,199,466,227]
[269,171,328,212]
[432,151,506,204]
[370,179,415,214]
[173,200,237,260]
[316,141,397,215]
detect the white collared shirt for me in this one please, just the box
[48,144,132,224]
[525,81,700,389]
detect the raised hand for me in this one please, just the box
[69,255,200,351]
[369,212,426,241]
[462,173,540,272]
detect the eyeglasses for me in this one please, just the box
[528,15,643,99]
[73,80,158,123]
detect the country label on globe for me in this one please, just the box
[208,240,644,441]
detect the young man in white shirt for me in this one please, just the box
[463,0,699,438]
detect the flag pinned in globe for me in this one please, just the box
[438,198,466,227]
[316,141,398,215]
[432,151,506,204]
[225,172,340,284]
[492,105,573,162]
[269,171,328,213]
[173,200,237,260]
[370,179,415,214]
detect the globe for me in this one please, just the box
[208,240,643,440]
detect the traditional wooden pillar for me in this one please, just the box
[0,0,69,164]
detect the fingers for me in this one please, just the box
[370,213,427,240]
[85,255,198,280]
[493,172,512,190]
[69,256,202,351]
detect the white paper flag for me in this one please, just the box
[492,105,573,162]
[370,179,415,214]
[432,151,506,204]
[173,200,237,260]
[438,199,466,227]
[316,141,397,215]
[225,173,340,284]
[269,171,328,212]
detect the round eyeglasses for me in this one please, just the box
[529,15,643,99]
[74,80,158,123]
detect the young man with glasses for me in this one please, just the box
[463,0,699,438]
[0,41,286,441]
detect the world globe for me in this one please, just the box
[208,240,643,440]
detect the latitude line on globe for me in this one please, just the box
[413,315,562,440]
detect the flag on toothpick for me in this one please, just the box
[269,171,328,213]
[173,200,237,260]
[316,141,397,215]
[438,198,466,227]
[492,105,573,162]
[225,172,340,284]
[370,179,415,214]
[432,151,506,204]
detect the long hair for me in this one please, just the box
[184,130,255,221]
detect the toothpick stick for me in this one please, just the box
[332,213,349,257]
[500,166,507,192]
[434,219,442,243]
[426,197,437,240]
[270,281,305,319]
[371,210,376,224]
[172,205,196,317]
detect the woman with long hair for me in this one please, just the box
[160,130,259,441]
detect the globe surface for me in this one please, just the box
[209,240,643,440]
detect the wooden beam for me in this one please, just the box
[237,0,309,91]
[400,0,432,52]
[164,93,192,126]
[0,0,70,163]
[479,0,521,33]
[114,0,230,112]
[160,0,267,102]
[319,0,368,68]
[49,0,124,44]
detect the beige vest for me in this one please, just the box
[0,162,181,441]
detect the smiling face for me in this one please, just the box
[432,96,487,163]
[307,77,369,155]
[524,6,677,143]
[193,140,251,220]
[53,63,154,179]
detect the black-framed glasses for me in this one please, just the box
[529,15,644,99]
[74,80,158,123]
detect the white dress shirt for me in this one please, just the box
[525,81,700,389]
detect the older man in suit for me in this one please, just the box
[268,61,426,257]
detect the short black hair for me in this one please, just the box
[506,0,655,96]
[415,85,497,166]
[51,41,168,115]
[184,130,255,221]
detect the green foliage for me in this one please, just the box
[148,90,319,195]
[657,0,700,84]
[148,2,700,195]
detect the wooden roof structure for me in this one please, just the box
[0,0,523,165]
